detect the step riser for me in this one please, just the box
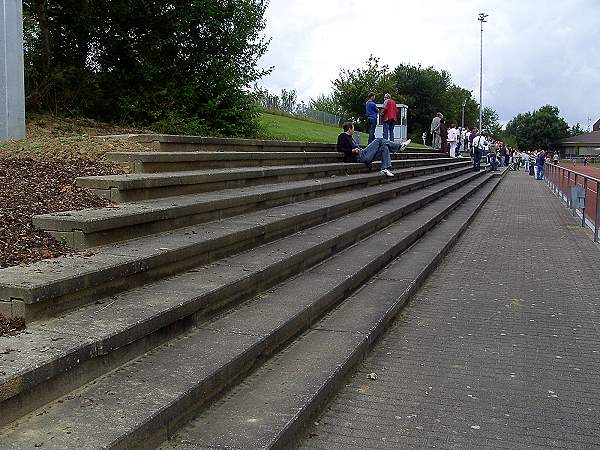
[18,167,476,320]
[131,157,341,172]
[159,142,336,153]
[81,159,466,203]
[0,172,483,424]
[99,177,491,450]
[110,154,447,173]
[46,163,472,249]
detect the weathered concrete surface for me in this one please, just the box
[0,174,495,449]
[33,163,472,248]
[302,171,600,449]
[160,176,500,450]
[0,171,487,428]
[74,160,470,202]
[2,167,476,320]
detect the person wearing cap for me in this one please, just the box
[382,93,398,142]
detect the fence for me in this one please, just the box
[544,162,600,242]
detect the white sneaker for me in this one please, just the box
[399,139,411,151]
[380,168,395,177]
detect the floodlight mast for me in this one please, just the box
[478,13,488,133]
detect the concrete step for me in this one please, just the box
[147,135,442,154]
[34,161,472,249]
[77,159,469,202]
[0,173,494,449]
[2,166,478,322]
[159,174,502,450]
[107,151,448,173]
[0,169,486,426]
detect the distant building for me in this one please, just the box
[558,130,600,156]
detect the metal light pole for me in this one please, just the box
[0,0,26,140]
[461,98,466,129]
[478,13,488,133]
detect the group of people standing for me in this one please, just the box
[429,112,477,158]
[366,92,400,144]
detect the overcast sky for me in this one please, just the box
[258,0,600,128]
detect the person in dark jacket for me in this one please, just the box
[365,93,379,144]
[337,122,408,177]
[439,119,448,154]
[535,150,546,180]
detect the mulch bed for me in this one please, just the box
[0,315,26,337]
[0,157,125,269]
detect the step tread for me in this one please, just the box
[2,165,475,302]
[34,160,466,232]
[76,159,466,189]
[0,171,485,411]
[0,174,493,449]
[160,175,501,450]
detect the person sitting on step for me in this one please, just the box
[336,122,410,177]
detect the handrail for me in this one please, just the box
[546,162,600,185]
[544,161,600,243]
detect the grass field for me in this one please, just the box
[259,113,428,149]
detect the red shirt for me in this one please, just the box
[383,99,398,122]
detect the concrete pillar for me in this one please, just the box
[0,0,26,140]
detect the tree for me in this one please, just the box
[309,94,343,117]
[569,123,585,136]
[23,0,271,137]
[482,106,502,137]
[505,105,570,151]
[331,56,395,130]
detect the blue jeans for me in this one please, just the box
[359,138,395,169]
[536,165,545,179]
[367,118,377,144]
[473,149,482,171]
[489,155,498,171]
[383,120,395,141]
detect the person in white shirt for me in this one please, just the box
[472,132,488,171]
[447,123,459,158]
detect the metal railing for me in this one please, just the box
[544,162,600,242]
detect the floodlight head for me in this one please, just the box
[478,13,489,22]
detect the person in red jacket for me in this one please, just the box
[382,93,398,141]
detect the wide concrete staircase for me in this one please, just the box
[0,136,503,449]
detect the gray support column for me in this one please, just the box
[0,0,26,140]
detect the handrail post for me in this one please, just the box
[567,172,571,208]
[573,174,577,216]
[595,180,599,243]
[582,177,588,227]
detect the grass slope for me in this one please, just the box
[259,113,428,149]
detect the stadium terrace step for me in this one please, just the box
[0,172,497,448]
[159,175,502,450]
[34,161,471,249]
[106,151,449,173]
[0,169,486,425]
[1,165,477,322]
[76,159,468,202]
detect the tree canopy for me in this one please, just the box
[312,57,481,136]
[24,0,270,136]
[505,105,571,151]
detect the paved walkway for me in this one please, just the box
[301,171,600,449]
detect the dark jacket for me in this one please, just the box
[536,153,546,166]
[337,132,359,163]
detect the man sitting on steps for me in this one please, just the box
[336,122,411,178]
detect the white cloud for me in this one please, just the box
[258,0,600,127]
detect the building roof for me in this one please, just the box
[558,131,600,146]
